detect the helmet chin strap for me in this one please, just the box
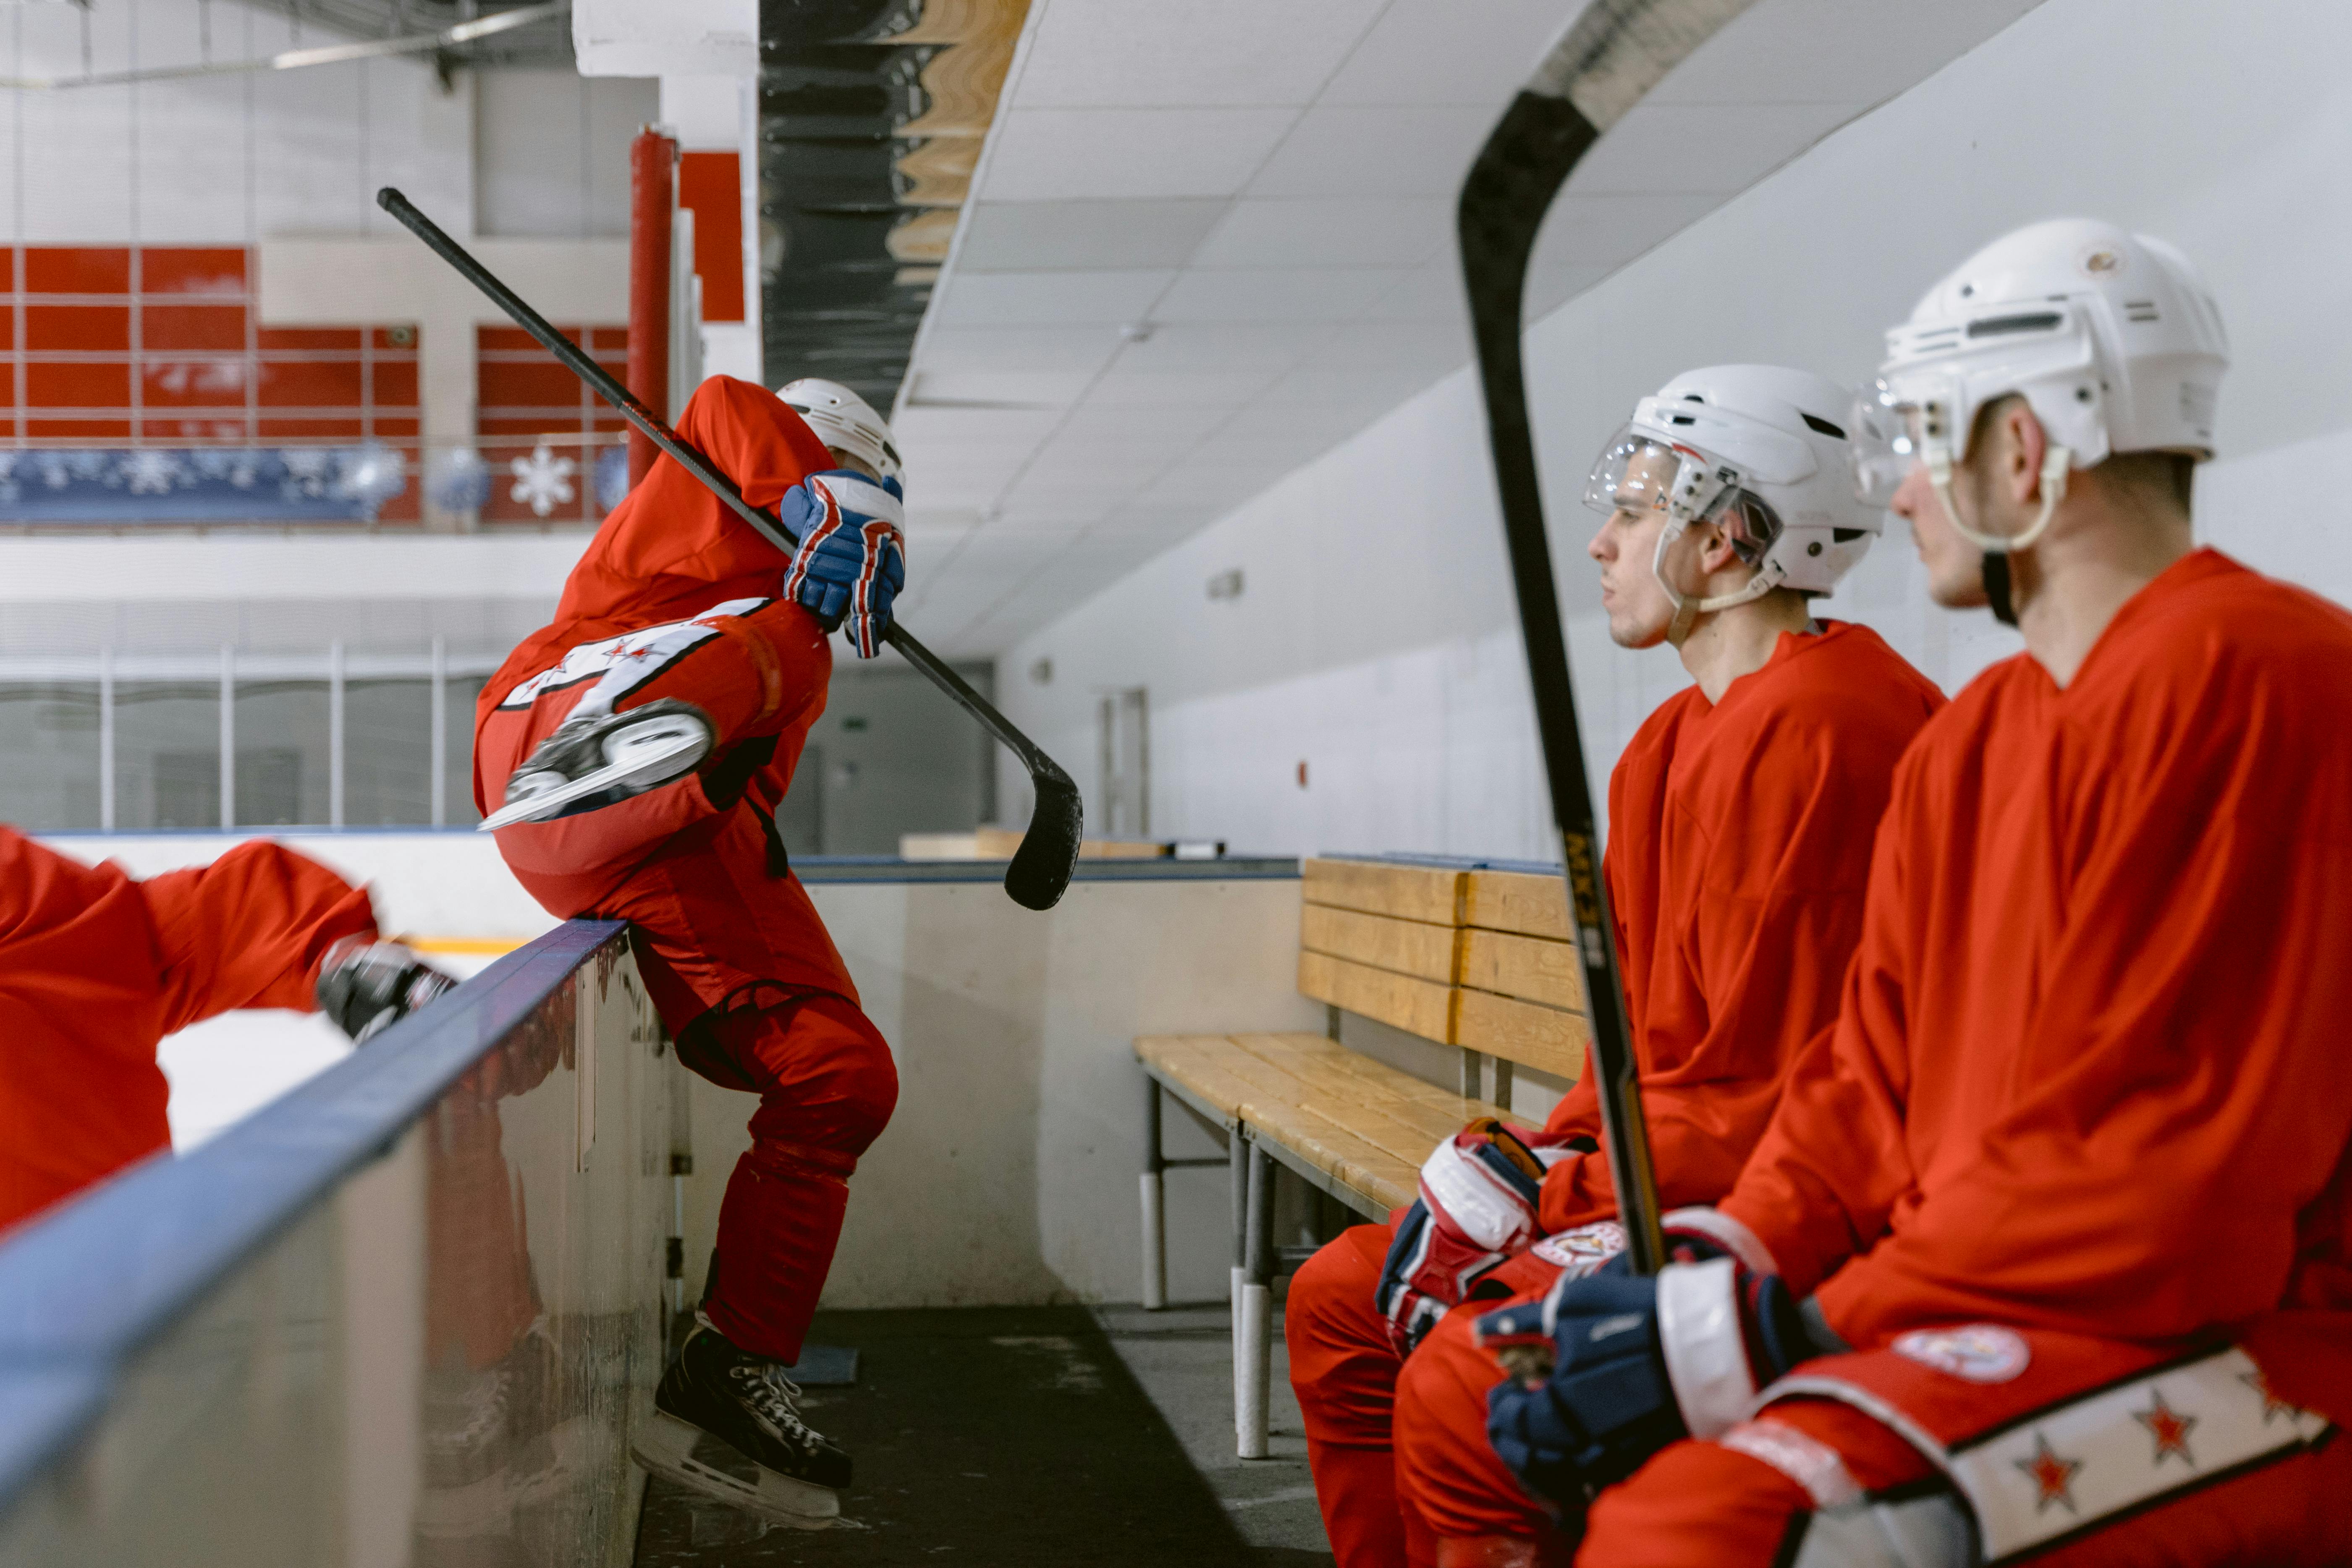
[1925,444,2072,628]
[1654,519,1776,647]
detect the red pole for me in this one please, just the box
[627,127,677,488]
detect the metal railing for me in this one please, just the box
[0,919,676,1567]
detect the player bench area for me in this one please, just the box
[1134,856,1590,1457]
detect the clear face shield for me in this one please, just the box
[1583,427,1778,641]
[1849,373,2069,559]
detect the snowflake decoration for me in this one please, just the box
[510,442,576,518]
[280,447,334,499]
[333,442,407,512]
[34,454,73,489]
[119,449,190,495]
[593,443,630,512]
[428,447,490,511]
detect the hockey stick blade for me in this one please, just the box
[377,188,1084,910]
[1456,0,1755,1276]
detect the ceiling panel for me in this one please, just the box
[1190,197,1454,269]
[983,107,1302,202]
[953,199,1230,272]
[1013,0,1390,109]
[931,268,1178,327]
[891,0,2055,656]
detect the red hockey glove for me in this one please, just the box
[1374,1119,1577,1356]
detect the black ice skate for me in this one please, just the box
[630,1322,849,1528]
[481,699,714,830]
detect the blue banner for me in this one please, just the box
[0,445,407,523]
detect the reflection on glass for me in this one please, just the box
[444,674,487,827]
[348,678,433,826]
[114,681,225,830]
[234,678,330,826]
[0,683,102,831]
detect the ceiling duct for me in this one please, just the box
[759,0,1027,405]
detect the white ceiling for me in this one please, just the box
[889,0,2044,656]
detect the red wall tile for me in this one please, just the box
[678,152,745,324]
[28,417,132,440]
[144,416,251,442]
[143,359,250,406]
[144,304,247,352]
[256,327,361,352]
[27,304,130,352]
[137,248,246,296]
[27,361,132,408]
[0,251,14,292]
[258,416,365,440]
[479,358,589,409]
[257,359,364,408]
[371,360,418,406]
[24,247,131,294]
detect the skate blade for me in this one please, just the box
[630,1410,841,1529]
[478,728,707,831]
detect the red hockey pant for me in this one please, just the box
[1288,1223,1441,1568]
[681,990,896,1365]
[1396,1296,2352,1566]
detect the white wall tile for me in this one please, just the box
[1011,0,1387,111]
[931,267,1175,327]
[953,199,1228,272]
[1189,196,1451,270]
[983,108,1299,202]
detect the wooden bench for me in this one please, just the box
[1135,856,1589,1457]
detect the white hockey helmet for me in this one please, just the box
[1850,218,2228,554]
[1584,364,1878,641]
[778,377,902,480]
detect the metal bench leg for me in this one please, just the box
[1460,1047,1485,1099]
[1229,1131,1248,1432]
[1141,1076,1167,1310]
[1238,1141,1275,1459]
[1493,1058,1514,1111]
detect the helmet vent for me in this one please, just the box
[1833,528,1867,543]
[1965,311,2063,339]
[1668,414,1696,426]
[2123,299,2161,323]
[1800,413,1846,440]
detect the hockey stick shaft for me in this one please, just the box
[377,187,1083,911]
[1457,0,1755,1275]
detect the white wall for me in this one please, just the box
[993,0,2352,859]
[1,0,469,244]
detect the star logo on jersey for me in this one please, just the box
[2014,1433,2082,1514]
[2133,1390,2198,1468]
[2239,1368,2300,1426]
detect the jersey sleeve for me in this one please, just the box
[139,841,378,1034]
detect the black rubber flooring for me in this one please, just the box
[633,1306,1314,1567]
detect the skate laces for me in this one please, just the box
[728,1359,824,1450]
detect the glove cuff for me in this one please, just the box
[1656,1256,1756,1440]
[1659,1205,1778,1274]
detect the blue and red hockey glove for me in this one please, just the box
[1477,1210,1835,1505]
[1374,1120,1585,1356]
[781,470,906,658]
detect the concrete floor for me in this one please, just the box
[1094,1297,1331,1563]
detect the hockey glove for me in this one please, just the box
[1478,1215,1833,1503]
[780,470,906,658]
[1375,1119,1575,1356]
[316,936,457,1044]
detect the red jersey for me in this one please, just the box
[1721,551,2352,1420]
[0,829,372,1231]
[1539,621,1945,1233]
[478,377,856,1025]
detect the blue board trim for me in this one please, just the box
[0,918,627,1512]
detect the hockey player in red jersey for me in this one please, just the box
[1284,366,1945,1568]
[474,373,909,1528]
[0,827,452,1234]
[1475,220,2352,1565]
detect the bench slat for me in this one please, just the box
[1298,950,1454,1044]
[1454,987,1588,1079]
[1301,903,1460,985]
[1461,927,1585,1013]
[1462,867,1571,940]
[1303,858,1464,925]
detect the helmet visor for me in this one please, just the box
[1582,427,1744,526]
[1849,376,1963,506]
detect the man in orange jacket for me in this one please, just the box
[0,827,450,1235]
[1472,220,2352,1565]
[1284,366,1944,1568]
[475,374,908,1529]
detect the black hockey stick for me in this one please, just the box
[377,187,1083,911]
[1457,0,1755,1275]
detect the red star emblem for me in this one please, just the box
[2014,1433,2082,1513]
[2133,1390,2198,1468]
[2239,1368,2298,1426]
